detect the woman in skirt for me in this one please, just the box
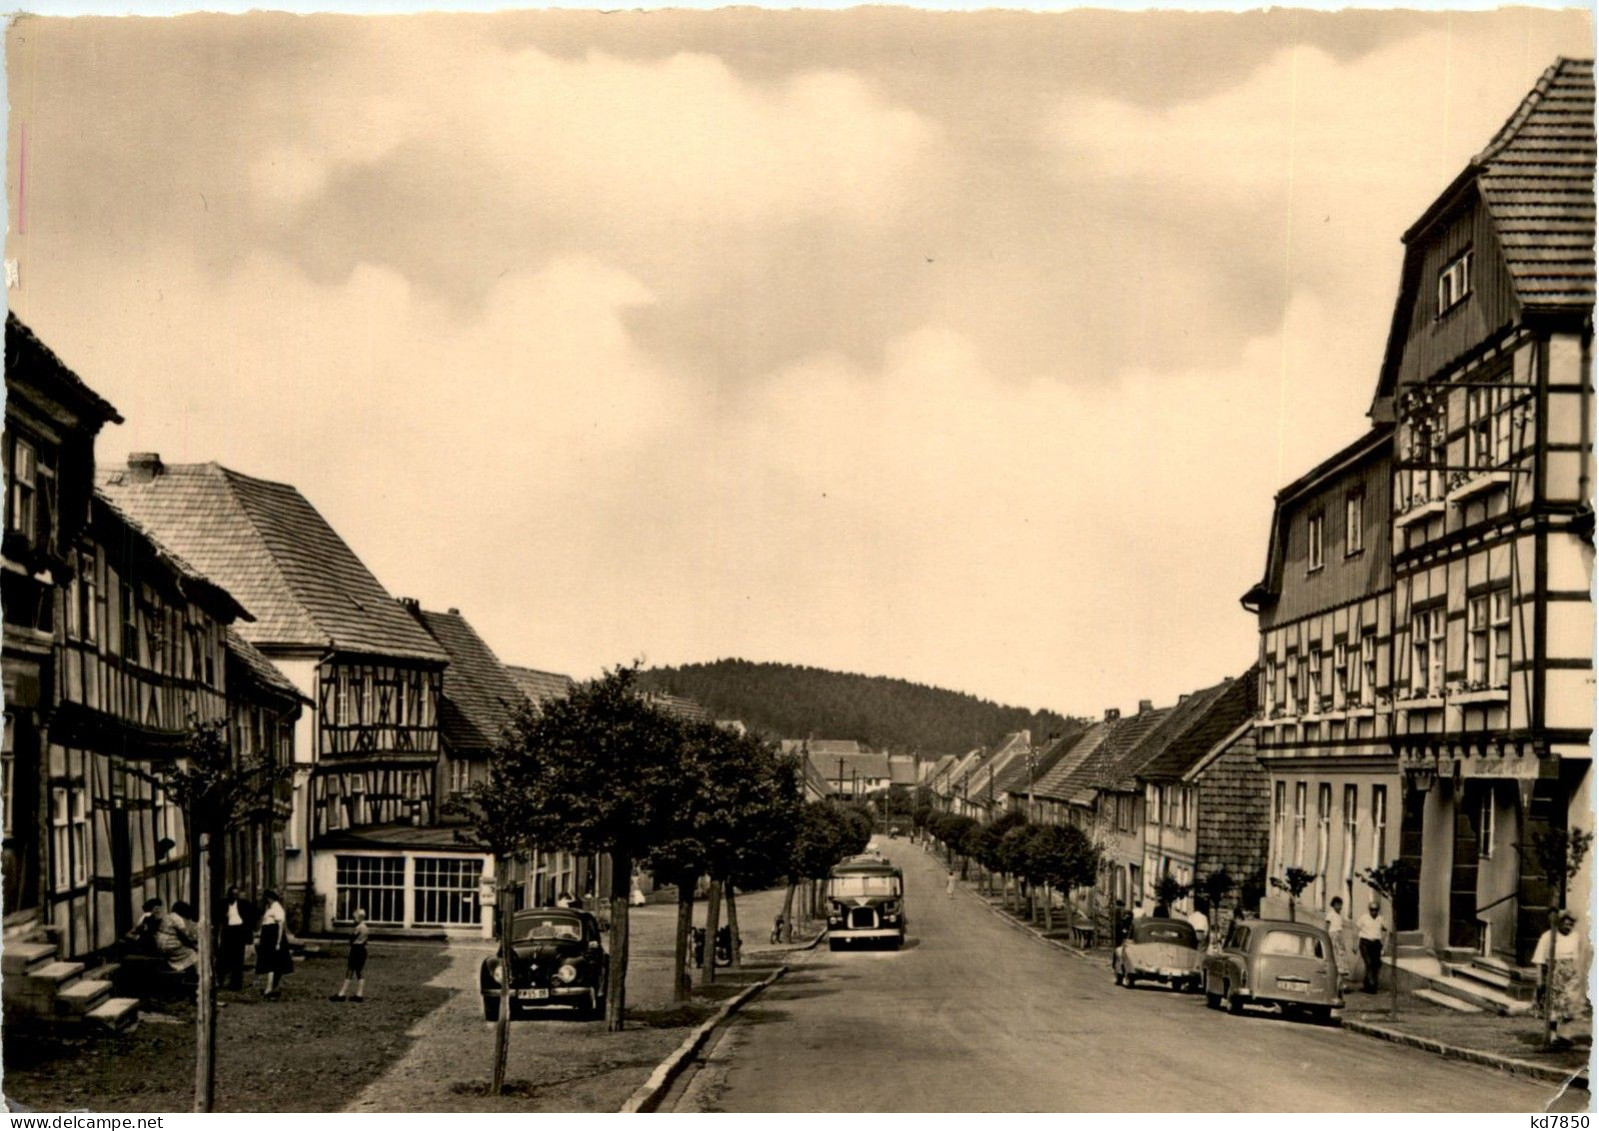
[256,890,297,999]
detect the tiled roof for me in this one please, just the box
[888,757,918,786]
[6,314,122,425]
[1106,685,1239,791]
[808,749,892,785]
[412,607,527,755]
[1031,722,1111,800]
[224,626,304,702]
[1472,57,1595,311]
[964,732,1033,801]
[788,739,862,757]
[505,666,574,707]
[1137,669,1259,782]
[92,490,249,624]
[1061,707,1173,804]
[993,725,1083,796]
[97,462,448,664]
[646,692,713,723]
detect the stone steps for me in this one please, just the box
[86,997,141,1034]
[2,928,139,1035]
[2,940,58,975]
[1414,987,1484,1013]
[55,978,114,1016]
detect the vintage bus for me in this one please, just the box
[826,856,906,950]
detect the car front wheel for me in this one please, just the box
[483,994,502,1022]
[1226,982,1244,1015]
[1204,979,1221,1010]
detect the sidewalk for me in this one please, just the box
[957,876,1591,1088]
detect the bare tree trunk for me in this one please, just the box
[701,878,722,985]
[673,869,695,1002]
[779,880,797,944]
[194,830,217,1113]
[1043,886,1054,933]
[605,852,631,1032]
[492,875,512,1093]
[724,878,741,969]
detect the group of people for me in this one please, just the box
[121,888,309,1000]
[1321,896,1390,995]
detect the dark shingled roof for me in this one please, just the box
[1472,57,1595,311]
[92,490,250,624]
[97,462,448,664]
[1031,722,1112,801]
[1061,707,1174,804]
[411,607,527,755]
[505,665,574,707]
[1103,680,1240,791]
[6,314,123,426]
[224,626,304,703]
[993,724,1087,796]
[1137,668,1260,782]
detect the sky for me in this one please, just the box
[4,7,1593,720]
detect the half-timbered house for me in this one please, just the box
[223,626,304,902]
[3,316,121,944]
[98,457,452,932]
[1241,426,1403,925]
[1369,57,1594,965]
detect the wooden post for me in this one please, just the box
[194,830,216,1113]
[700,877,722,986]
[605,852,630,1032]
[673,870,695,1002]
[492,871,512,1094]
[724,878,741,969]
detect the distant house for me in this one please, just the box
[784,740,893,799]
[99,457,454,934]
[997,729,1079,821]
[1030,719,1117,827]
[223,626,308,902]
[1135,670,1260,916]
[959,732,1033,822]
[505,665,575,709]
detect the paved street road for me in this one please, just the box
[672,843,1582,1112]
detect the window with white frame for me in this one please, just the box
[1333,641,1349,708]
[1307,512,1325,572]
[1293,782,1307,869]
[1478,791,1494,860]
[414,856,483,926]
[1360,634,1377,706]
[1346,492,1364,554]
[1411,607,1446,696]
[449,758,471,796]
[1438,249,1472,315]
[1467,385,1513,470]
[7,436,37,543]
[50,783,88,893]
[1263,657,1277,716]
[1272,782,1286,876]
[1316,784,1332,908]
[1307,646,1324,711]
[1371,785,1388,865]
[1491,589,1511,687]
[336,855,405,925]
[1342,784,1358,903]
[1287,653,1302,715]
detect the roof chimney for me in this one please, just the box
[1178,693,1190,704]
[127,452,164,481]
[1104,708,1121,722]
[1138,699,1153,713]
[398,597,420,613]
[447,607,460,615]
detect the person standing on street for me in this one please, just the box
[946,869,956,900]
[1187,900,1210,951]
[256,890,298,999]
[332,908,370,1002]
[1324,896,1351,986]
[1357,900,1387,993]
[1532,909,1592,1049]
[220,886,255,991]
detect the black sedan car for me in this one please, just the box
[480,908,608,1020]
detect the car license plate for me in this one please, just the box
[516,988,550,1000]
[1275,977,1309,991]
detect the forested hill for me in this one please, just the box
[638,659,1079,756]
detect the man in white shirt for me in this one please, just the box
[1186,902,1210,949]
[1357,901,1387,993]
[1324,896,1350,985]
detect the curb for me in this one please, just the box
[963,884,1097,965]
[618,963,792,1113]
[1340,1019,1591,1089]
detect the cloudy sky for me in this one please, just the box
[5,7,1592,719]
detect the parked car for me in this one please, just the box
[1202,918,1343,1024]
[1113,916,1203,991]
[480,907,608,1021]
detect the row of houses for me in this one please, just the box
[0,313,633,1007]
[931,58,1596,996]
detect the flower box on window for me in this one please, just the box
[1395,495,1447,529]
[1446,469,1511,506]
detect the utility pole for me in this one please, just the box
[837,757,846,800]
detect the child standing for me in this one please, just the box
[332,909,369,1002]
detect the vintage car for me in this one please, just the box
[480,907,608,1021]
[1113,917,1203,991]
[1202,918,1343,1024]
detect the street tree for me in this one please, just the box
[1360,859,1413,1018]
[130,716,288,1113]
[491,664,688,1031]
[1269,867,1316,923]
[978,810,1029,909]
[451,731,545,1091]
[1036,824,1100,934]
[1151,873,1188,917]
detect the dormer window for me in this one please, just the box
[1438,249,1472,316]
[1307,511,1325,572]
